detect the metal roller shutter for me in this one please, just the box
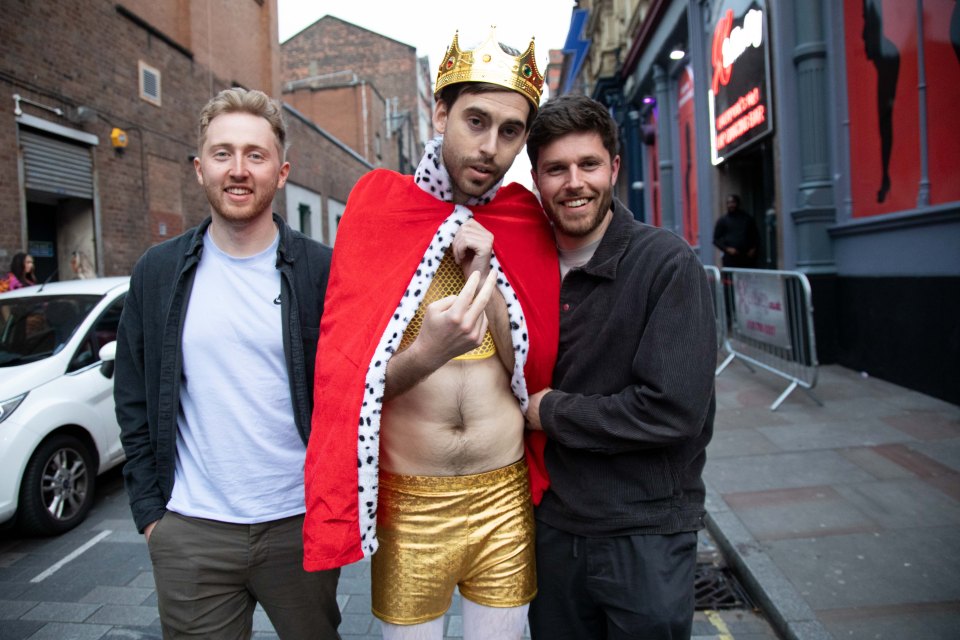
[21,129,94,199]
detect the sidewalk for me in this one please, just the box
[706,362,960,640]
[3,363,956,640]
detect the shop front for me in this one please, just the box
[590,0,958,402]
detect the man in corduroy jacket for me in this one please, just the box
[524,94,717,640]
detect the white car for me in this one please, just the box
[0,277,129,535]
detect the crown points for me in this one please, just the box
[434,26,544,108]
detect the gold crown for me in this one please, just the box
[435,26,544,109]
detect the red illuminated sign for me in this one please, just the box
[715,87,767,150]
[707,2,772,164]
[711,10,734,94]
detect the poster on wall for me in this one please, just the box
[733,271,791,350]
[677,65,699,246]
[843,0,921,216]
[922,0,960,206]
[706,0,774,165]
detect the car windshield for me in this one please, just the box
[0,294,102,366]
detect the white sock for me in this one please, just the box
[462,600,529,640]
[380,616,444,640]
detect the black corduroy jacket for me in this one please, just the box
[537,200,717,536]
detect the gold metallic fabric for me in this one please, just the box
[371,459,536,624]
[434,27,544,109]
[398,248,496,360]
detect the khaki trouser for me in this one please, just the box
[148,511,341,639]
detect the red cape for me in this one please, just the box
[303,169,558,570]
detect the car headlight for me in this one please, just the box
[0,393,27,424]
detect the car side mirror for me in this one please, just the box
[99,341,116,379]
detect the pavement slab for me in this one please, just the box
[908,438,960,473]
[817,601,960,640]
[723,486,879,541]
[757,418,912,452]
[838,447,916,480]
[706,449,875,494]
[80,586,154,606]
[765,527,960,610]
[833,478,960,529]
[0,619,44,640]
[18,601,101,623]
[21,622,111,639]
[84,605,159,627]
[709,362,960,639]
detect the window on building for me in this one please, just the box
[299,203,312,237]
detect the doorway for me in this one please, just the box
[26,195,97,282]
[718,141,777,268]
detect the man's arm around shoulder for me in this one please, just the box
[528,248,716,452]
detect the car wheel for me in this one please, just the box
[18,435,96,535]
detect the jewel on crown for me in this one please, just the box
[434,26,544,109]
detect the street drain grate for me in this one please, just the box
[694,565,753,610]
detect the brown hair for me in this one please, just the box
[526,94,620,168]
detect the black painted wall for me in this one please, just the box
[831,276,960,405]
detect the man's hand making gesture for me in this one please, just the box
[384,269,498,400]
[452,219,516,374]
[452,219,495,281]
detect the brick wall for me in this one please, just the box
[123,0,280,96]
[0,0,369,276]
[0,97,21,263]
[280,16,425,168]
[284,82,398,169]
[283,107,372,242]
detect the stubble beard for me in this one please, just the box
[205,181,276,224]
[548,188,614,239]
[443,146,505,203]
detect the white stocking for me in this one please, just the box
[462,600,529,640]
[380,616,444,640]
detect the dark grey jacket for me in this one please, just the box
[115,214,331,533]
[537,200,716,536]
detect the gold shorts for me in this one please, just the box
[371,459,536,625]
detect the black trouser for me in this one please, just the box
[528,521,697,640]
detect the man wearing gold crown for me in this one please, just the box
[302,28,559,639]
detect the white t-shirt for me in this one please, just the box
[167,229,306,523]
[558,238,602,280]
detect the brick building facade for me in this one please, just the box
[1,0,370,279]
[280,15,433,175]
[284,78,397,170]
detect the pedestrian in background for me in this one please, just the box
[713,194,760,268]
[114,87,340,639]
[524,94,716,639]
[3,252,37,290]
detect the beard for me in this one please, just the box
[442,146,507,203]
[204,181,277,224]
[546,187,614,239]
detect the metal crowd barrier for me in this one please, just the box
[711,267,822,411]
[703,265,726,353]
